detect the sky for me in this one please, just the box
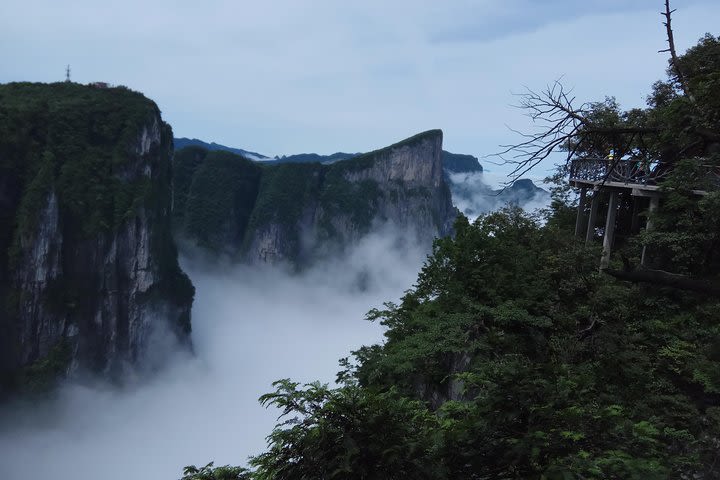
[2,0,720,177]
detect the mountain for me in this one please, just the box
[496,178,548,204]
[0,83,193,393]
[174,130,457,265]
[173,137,269,161]
[173,137,482,172]
[271,152,359,164]
[441,151,482,173]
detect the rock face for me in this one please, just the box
[0,83,194,391]
[174,130,457,265]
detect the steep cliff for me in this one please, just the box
[175,129,456,264]
[0,82,194,392]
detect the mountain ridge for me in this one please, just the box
[174,129,457,265]
[173,137,483,173]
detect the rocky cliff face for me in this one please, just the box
[0,83,193,391]
[174,130,457,265]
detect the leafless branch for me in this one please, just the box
[492,80,591,181]
[493,80,664,183]
[659,0,694,102]
[577,315,600,340]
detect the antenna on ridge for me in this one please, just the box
[65,65,71,82]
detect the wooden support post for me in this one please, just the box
[575,188,587,237]
[630,196,642,234]
[600,190,618,270]
[585,192,600,244]
[640,196,660,267]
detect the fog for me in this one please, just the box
[0,227,428,480]
[447,171,552,220]
[0,178,549,479]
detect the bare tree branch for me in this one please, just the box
[491,81,592,181]
[659,0,695,102]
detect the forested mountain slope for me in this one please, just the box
[174,130,457,265]
[0,82,193,393]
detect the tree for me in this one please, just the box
[497,1,719,182]
[249,380,441,480]
[180,463,251,480]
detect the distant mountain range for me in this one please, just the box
[441,151,483,173]
[173,136,547,218]
[174,138,269,161]
[173,137,483,173]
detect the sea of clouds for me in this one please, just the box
[0,227,428,480]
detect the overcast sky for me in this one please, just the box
[2,0,719,175]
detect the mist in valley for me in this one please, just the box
[0,228,428,480]
[0,178,549,480]
[448,171,552,220]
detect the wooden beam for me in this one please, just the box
[630,196,642,234]
[604,268,720,295]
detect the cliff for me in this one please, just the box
[174,130,456,264]
[0,82,194,392]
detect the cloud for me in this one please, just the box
[0,225,429,480]
[2,0,718,177]
[447,171,551,220]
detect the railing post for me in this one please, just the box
[574,188,587,237]
[630,196,642,234]
[600,190,619,270]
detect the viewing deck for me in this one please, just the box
[569,158,718,196]
[569,157,719,269]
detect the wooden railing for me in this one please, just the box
[569,158,720,189]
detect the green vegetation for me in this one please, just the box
[180,463,251,480]
[182,31,720,480]
[0,82,194,386]
[173,146,210,227]
[186,199,720,479]
[177,135,445,259]
[272,152,358,164]
[442,151,482,173]
[317,166,383,242]
[0,82,159,242]
[15,339,73,394]
[181,150,262,252]
[174,129,448,261]
[178,195,718,478]
[244,162,323,255]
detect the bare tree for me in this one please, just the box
[494,81,660,183]
[659,0,694,102]
[494,1,686,183]
[494,80,589,181]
